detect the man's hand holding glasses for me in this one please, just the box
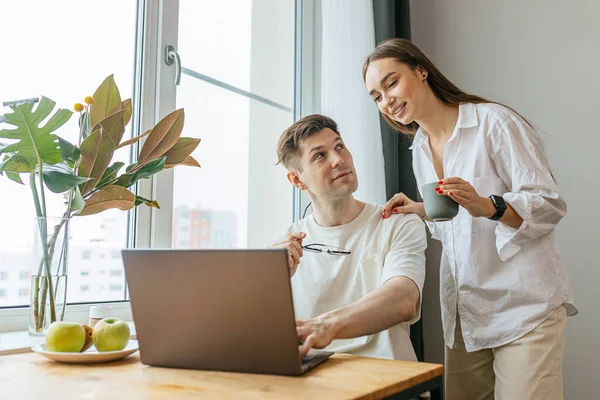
[272,232,306,277]
[273,233,352,278]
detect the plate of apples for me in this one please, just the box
[32,318,138,364]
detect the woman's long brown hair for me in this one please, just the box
[362,38,531,135]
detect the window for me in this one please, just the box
[18,288,28,297]
[0,1,306,330]
[0,2,138,309]
[163,0,296,250]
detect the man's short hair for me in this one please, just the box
[276,114,340,171]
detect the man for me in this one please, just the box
[273,114,427,361]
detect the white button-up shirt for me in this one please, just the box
[411,102,577,351]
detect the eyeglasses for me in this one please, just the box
[302,243,351,256]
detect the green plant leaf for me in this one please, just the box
[0,142,9,157]
[6,171,23,184]
[58,137,80,163]
[0,97,72,166]
[79,111,92,139]
[89,75,122,127]
[0,153,34,173]
[117,128,151,150]
[124,161,137,173]
[163,137,201,168]
[77,129,116,195]
[134,195,160,209]
[42,162,91,193]
[129,156,166,183]
[94,161,125,190]
[113,173,133,187]
[114,156,166,189]
[71,185,85,211]
[0,155,7,175]
[44,170,91,194]
[77,185,135,216]
[132,109,184,172]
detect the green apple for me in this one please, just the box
[45,321,86,352]
[92,318,130,352]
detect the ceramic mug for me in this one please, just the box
[421,181,459,221]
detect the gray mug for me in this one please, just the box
[421,181,459,221]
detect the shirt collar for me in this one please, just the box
[409,103,479,150]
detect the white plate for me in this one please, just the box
[31,340,139,364]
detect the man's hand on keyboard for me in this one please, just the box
[296,316,336,358]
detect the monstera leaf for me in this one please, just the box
[0,97,72,168]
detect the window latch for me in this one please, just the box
[165,45,181,86]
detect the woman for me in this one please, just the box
[363,38,576,400]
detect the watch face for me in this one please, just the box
[489,195,507,220]
[492,195,507,210]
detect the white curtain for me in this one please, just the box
[320,0,386,205]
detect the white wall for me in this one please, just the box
[410,1,600,397]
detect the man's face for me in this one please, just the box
[290,128,358,200]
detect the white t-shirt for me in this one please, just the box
[285,202,427,361]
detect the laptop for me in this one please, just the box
[122,248,333,376]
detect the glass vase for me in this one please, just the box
[28,217,69,336]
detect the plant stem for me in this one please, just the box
[31,274,40,331]
[53,219,68,320]
[29,173,42,330]
[38,277,49,330]
[29,167,57,331]
[65,108,87,217]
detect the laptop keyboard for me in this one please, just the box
[301,354,317,364]
[301,349,332,365]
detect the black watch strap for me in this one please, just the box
[488,195,507,221]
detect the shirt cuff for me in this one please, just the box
[494,192,532,261]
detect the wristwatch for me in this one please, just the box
[488,195,507,221]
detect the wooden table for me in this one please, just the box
[0,352,443,399]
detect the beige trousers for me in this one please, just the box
[445,306,567,400]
